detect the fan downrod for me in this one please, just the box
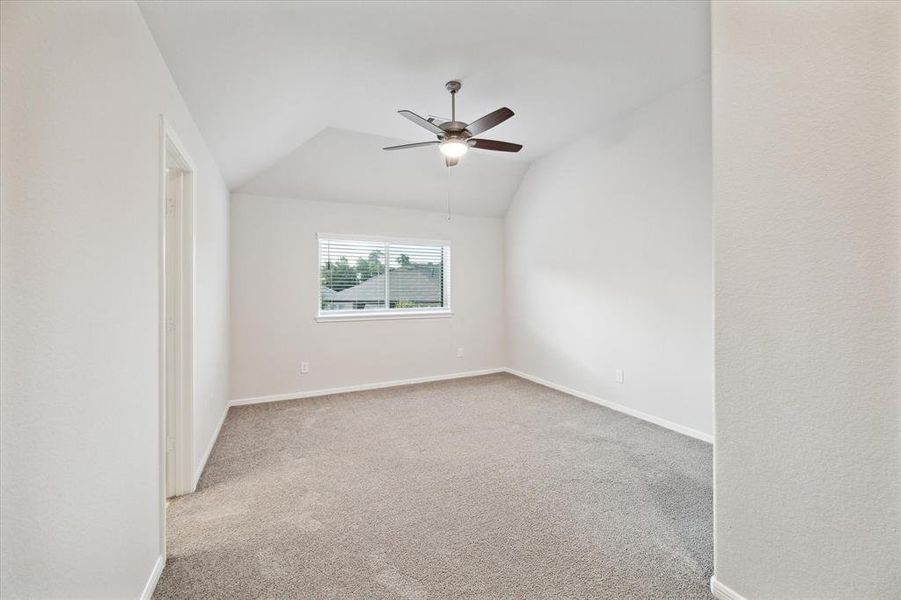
[444,81,464,130]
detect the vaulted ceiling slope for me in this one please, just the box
[139,1,709,213]
[238,128,527,217]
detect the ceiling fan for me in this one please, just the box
[383,80,522,167]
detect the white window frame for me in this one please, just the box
[315,233,452,322]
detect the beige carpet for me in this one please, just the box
[154,373,712,599]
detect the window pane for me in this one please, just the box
[319,239,386,311]
[387,243,444,309]
[318,237,448,314]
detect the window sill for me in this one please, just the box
[315,310,453,323]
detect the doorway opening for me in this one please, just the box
[159,117,196,540]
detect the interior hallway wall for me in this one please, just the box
[504,76,713,440]
[229,193,505,402]
[0,1,230,597]
[712,2,900,598]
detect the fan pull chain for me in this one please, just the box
[446,162,452,221]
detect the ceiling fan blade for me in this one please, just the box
[469,138,523,153]
[465,107,514,136]
[445,156,459,167]
[383,141,440,151]
[398,110,445,135]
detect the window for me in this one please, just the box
[317,234,450,320]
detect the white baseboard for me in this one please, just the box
[504,368,713,444]
[710,576,746,600]
[228,368,506,407]
[140,555,165,600]
[227,367,712,444]
[192,405,229,491]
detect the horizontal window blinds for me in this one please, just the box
[319,237,448,313]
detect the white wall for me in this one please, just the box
[504,77,713,440]
[193,164,231,478]
[0,1,230,597]
[230,193,505,401]
[712,2,900,598]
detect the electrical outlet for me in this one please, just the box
[300,361,310,374]
[456,347,464,358]
[616,369,624,384]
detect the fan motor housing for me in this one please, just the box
[439,121,469,135]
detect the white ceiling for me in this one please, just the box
[139,0,709,212]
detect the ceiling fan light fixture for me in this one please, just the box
[439,138,468,159]
[386,81,520,164]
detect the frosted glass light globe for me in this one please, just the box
[439,139,468,158]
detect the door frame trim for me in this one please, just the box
[158,115,197,558]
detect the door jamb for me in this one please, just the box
[158,115,197,557]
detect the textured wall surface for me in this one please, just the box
[0,2,230,597]
[712,2,900,598]
[229,194,505,401]
[505,77,713,439]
